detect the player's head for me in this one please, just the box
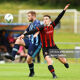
[43,15,51,26]
[27,11,36,22]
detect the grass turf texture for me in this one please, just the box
[54,32,80,49]
[0,61,80,80]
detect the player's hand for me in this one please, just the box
[64,4,70,11]
[33,32,39,38]
[18,35,24,39]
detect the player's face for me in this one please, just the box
[43,17,51,26]
[27,13,33,22]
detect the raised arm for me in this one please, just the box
[51,4,70,27]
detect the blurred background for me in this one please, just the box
[0,0,80,63]
[0,0,80,80]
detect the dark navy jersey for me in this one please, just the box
[25,20,41,45]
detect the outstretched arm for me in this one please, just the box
[18,25,44,39]
[23,25,44,36]
[33,32,40,38]
[51,4,70,27]
[18,29,39,40]
[23,28,39,36]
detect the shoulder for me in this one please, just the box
[36,19,40,22]
[34,20,40,27]
[27,23,32,28]
[35,20,40,24]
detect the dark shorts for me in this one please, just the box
[23,38,41,58]
[23,38,30,48]
[42,45,62,58]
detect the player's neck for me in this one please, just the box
[45,21,51,26]
[33,18,36,22]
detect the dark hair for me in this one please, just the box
[27,11,36,16]
[43,15,51,19]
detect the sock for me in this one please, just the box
[19,56,23,62]
[48,65,55,75]
[24,56,27,62]
[28,63,34,73]
[64,63,69,68]
[12,44,20,58]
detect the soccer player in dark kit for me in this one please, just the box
[5,11,41,77]
[17,4,70,79]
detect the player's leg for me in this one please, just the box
[11,39,25,59]
[4,38,27,61]
[27,54,34,77]
[19,47,27,63]
[27,56,34,77]
[54,45,69,68]
[45,55,57,79]
[27,44,41,77]
[58,57,69,68]
[43,48,57,79]
[26,44,35,77]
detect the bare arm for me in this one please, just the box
[33,32,40,38]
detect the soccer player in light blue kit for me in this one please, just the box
[5,11,41,77]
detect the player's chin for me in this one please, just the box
[44,23,47,26]
[29,20,33,22]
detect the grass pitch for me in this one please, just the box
[0,61,80,80]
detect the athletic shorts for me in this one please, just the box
[23,38,41,58]
[42,45,62,58]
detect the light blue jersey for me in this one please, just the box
[26,20,41,46]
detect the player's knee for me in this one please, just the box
[15,39,21,44]
[27,59,32,64]
[26,55,32,64]
[47,59,53,65]
[45,56,53,65]
[27,60,31,64]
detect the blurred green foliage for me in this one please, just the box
[0,0,80,7]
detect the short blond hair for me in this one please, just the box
[27,11,36,17]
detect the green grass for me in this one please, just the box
[54,32,80,42]
[0,61,80,80]
[54,32,80,49]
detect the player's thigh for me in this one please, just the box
[28,43,35,57]
[23,38,30,47]
[27,43,41,59]
[31,45,41,58]
[42,47,49,58]
[52,45,62,59]
[42,48,53,65]
[58,57,67,64]
[15,38,25,46]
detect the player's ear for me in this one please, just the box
[50,19,52,21]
